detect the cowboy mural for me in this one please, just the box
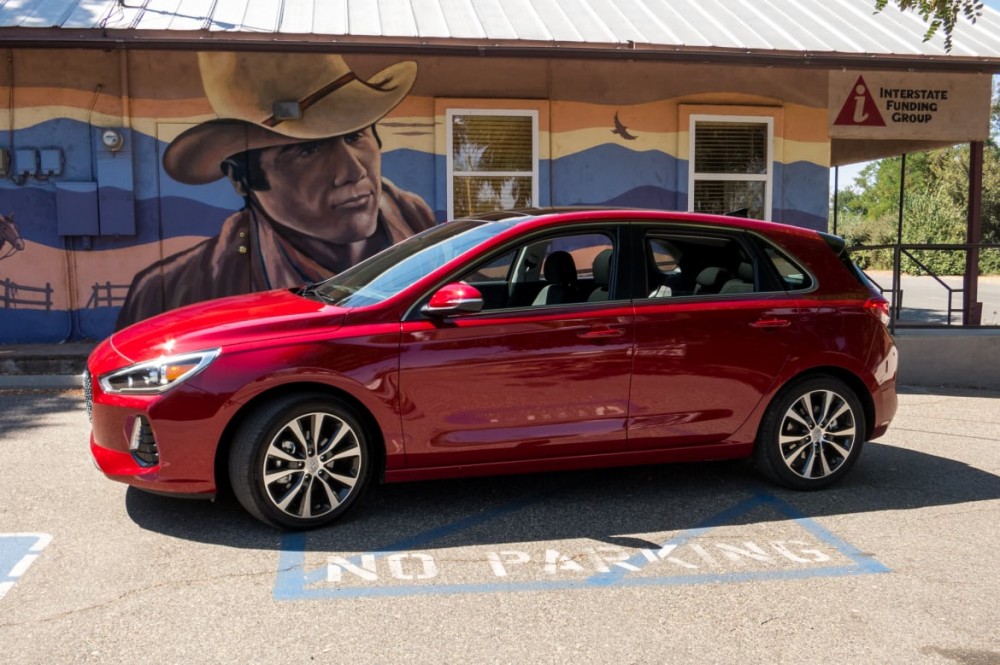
[116,52,435,329]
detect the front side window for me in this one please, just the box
[689,116,773,220]
[447,110,538,219]
[453,231,617,311]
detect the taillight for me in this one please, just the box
[865,297,891,327]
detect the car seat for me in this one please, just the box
[532,251,582,305]
[588,249,613,302]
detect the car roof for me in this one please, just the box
[455,207,824,240]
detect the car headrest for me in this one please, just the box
[591,249,613,286]
[737,262,754,282]
[543,251,577,284]
[696,266,731,288]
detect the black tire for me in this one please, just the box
[229,393,373,530]
[753,376,866,490]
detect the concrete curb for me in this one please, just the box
[0,375,83,389]
[894,329,1000,390]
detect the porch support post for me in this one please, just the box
[832,165,839,235]
[893,154,906,322]
[964,141,984,325]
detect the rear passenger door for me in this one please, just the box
[626,224,801,450]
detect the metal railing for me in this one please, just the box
[848,242,1000,331]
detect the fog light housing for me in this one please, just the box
[128,416,159,467]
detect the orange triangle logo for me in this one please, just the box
[835,76,885,127]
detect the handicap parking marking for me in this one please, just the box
[0,533,52,601]
[273,493,889,601]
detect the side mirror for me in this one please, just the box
[421,283,484,317]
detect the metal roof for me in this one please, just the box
[2,0,1000,70]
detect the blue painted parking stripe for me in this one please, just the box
[273,492,889,601]
[281,563,884,600]
[761,494,890,574]
[587,492,889,586]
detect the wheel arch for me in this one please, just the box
[767,366,876,441]
[213,381,387,496]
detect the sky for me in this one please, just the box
[831,0,1000,191]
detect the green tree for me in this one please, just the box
[875,0,984,52]
[835,140,1000,274]
[993,80,1000,137]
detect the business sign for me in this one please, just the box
[829,71,992,141]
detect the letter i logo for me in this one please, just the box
[834,76,886,127]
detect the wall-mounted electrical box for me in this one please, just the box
[39,148,64,177]
[56,181,99,236]
[15,148,37,177]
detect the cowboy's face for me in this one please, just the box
[251,128,382,243]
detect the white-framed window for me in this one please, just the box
[688,115,773,220]
[446,109,539,219]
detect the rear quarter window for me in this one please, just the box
[761,245,813,291]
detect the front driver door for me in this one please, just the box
[397,227,634,469]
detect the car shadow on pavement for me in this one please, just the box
[124,437,1000,553]
[0,388,83,435]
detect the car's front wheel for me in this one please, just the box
[754,376,866,490]
[229,394,373,529]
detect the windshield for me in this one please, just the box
[312,220,511,307]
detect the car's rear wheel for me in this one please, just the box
[229,394,372,530]
[754,376,865,490]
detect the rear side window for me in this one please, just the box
[641,231,758,299]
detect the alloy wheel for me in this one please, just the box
[261,411,363,519]
[778,389,858,480]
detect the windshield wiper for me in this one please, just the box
[298,283,336,303]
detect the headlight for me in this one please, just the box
[99,349,221,394]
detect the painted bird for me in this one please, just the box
[612,112,637,140]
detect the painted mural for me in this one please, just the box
[116,51,434,328]
[0,50,831,344]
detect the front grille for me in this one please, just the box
[129,416,159,467]
[83,370,93,422]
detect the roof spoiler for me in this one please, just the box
[819,231,846,254]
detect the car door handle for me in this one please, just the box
[750,318,791,329]
[578,326,627,339]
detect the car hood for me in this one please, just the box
[99,289,348,367]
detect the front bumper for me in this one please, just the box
[87,369,233,496]
[89,435,216,496]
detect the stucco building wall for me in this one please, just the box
[0,49,834,343]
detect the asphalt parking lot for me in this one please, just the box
[1,386,999,663]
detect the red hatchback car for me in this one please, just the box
[86,208,898,529]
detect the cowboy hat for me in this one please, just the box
[164,52,417,184]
